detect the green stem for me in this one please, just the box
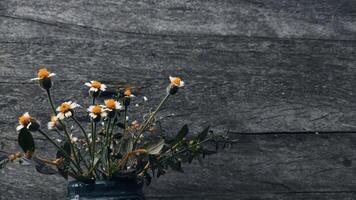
[118,106,128,154]
[46,89,57,114]
[133,94,170,147]
[71,116,92,159]
[37,129,81,171]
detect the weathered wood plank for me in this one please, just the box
[1,0,356,40]
[0,34,355,133]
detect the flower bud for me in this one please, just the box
[28,120,40,132]
[167,84,179,95]
[39,77,53,90]
[123,97,131,107]
[89,90,101,98]
[107,110,116,118]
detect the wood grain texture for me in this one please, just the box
[0,0,356,199]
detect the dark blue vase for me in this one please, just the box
[66,178,145,200]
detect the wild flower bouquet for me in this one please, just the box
[0,68,232,185]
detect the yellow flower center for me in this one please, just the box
[59,103,71,113]
[92,105,102,115]
[105,99,116,110]
[124,89,132,97]
[171,77,182,86]
[19,115,31,126]
[37,68,50,79]
[91,81,101,89]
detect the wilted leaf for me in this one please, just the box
[18,128,35,154]
[197,126,210,142]
[145,140,165,155]
[35,164,58,175]
[56,142,71,179]
[18,157,32,166]
[171,124,188,147]
[32,156,57,175]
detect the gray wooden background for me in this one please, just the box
[1,0,356,199]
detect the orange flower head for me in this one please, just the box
[19,114,31,126]
[105,99,116,110]
[171,77,182,87]
[91,81,102,89]
[37,68,50,79]
[92,105,102,115]
[59,103,71,113]
[124,89,132,97]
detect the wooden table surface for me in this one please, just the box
[1,0,356,199]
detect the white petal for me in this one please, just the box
[23,112,30,118]
[65,112,72,118]
[115,102,123,110]
[71,102,80,108]
[57,113,65,120]
[89,113,96,118]
[101,112,107,118]
[100,84,107,91]
[85,83,92,87]
[31,77,40,81]
[26,122,32,129]
[169,76,174,82]
[16,125,24,131]
[87,106,94,112]
[49,73,56,77]
[179,81,185,87]
[56,106,61,111]
[47,122,54,130]
[143,96,148,101]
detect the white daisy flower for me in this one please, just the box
[104,99,123,111]
[47,116,60,130]
[56,101,80,120]
[143,96,148,101]
[87,105,107,120]
[17,112,32,131]
[169,76,184,87]
[124,89,135,98]
[31,68,56,81]
[85,80,107,92]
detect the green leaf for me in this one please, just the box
[197,126,210,142]
[171,124,189,147]
[18,128,35,154]
[145,140,165,155]
[119,136,133,155]
[56,141,71,159]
